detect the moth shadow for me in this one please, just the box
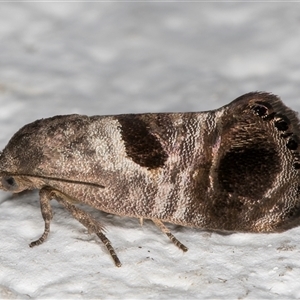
[0,189,38,205]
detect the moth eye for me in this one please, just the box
[287,138,299,150]
[274,114,290,131]
[1,176,18,191]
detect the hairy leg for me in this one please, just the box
[29,187,53,247]
[30,186,121,267]
[152,218,188,252]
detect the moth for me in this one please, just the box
[0,92,300,267]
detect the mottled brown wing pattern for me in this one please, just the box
[208,93,300,232]
[0,92,300,266]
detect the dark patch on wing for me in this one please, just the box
[206,92,299,231]
[212,121,282,229]
[218,145,280,198]
[116,115,168,169]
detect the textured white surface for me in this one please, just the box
[1,3,300,299]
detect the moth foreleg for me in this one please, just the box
[30,187,54,247]
[152,219,188,252]
[51,190,122,267]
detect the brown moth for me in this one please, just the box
[0,92,300,267]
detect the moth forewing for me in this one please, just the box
[1,91,300,266]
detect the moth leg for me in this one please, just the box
[50,189,122,267]
[152,219,188,252]
[139,217,144,226]
[29,187,53,247]
[96,232,121,267]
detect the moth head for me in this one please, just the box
[0,114,90,193]
[0,116,55,193]
[0,175,18,192]
[0,172,37,193]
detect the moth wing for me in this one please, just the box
[211,92,300,231]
